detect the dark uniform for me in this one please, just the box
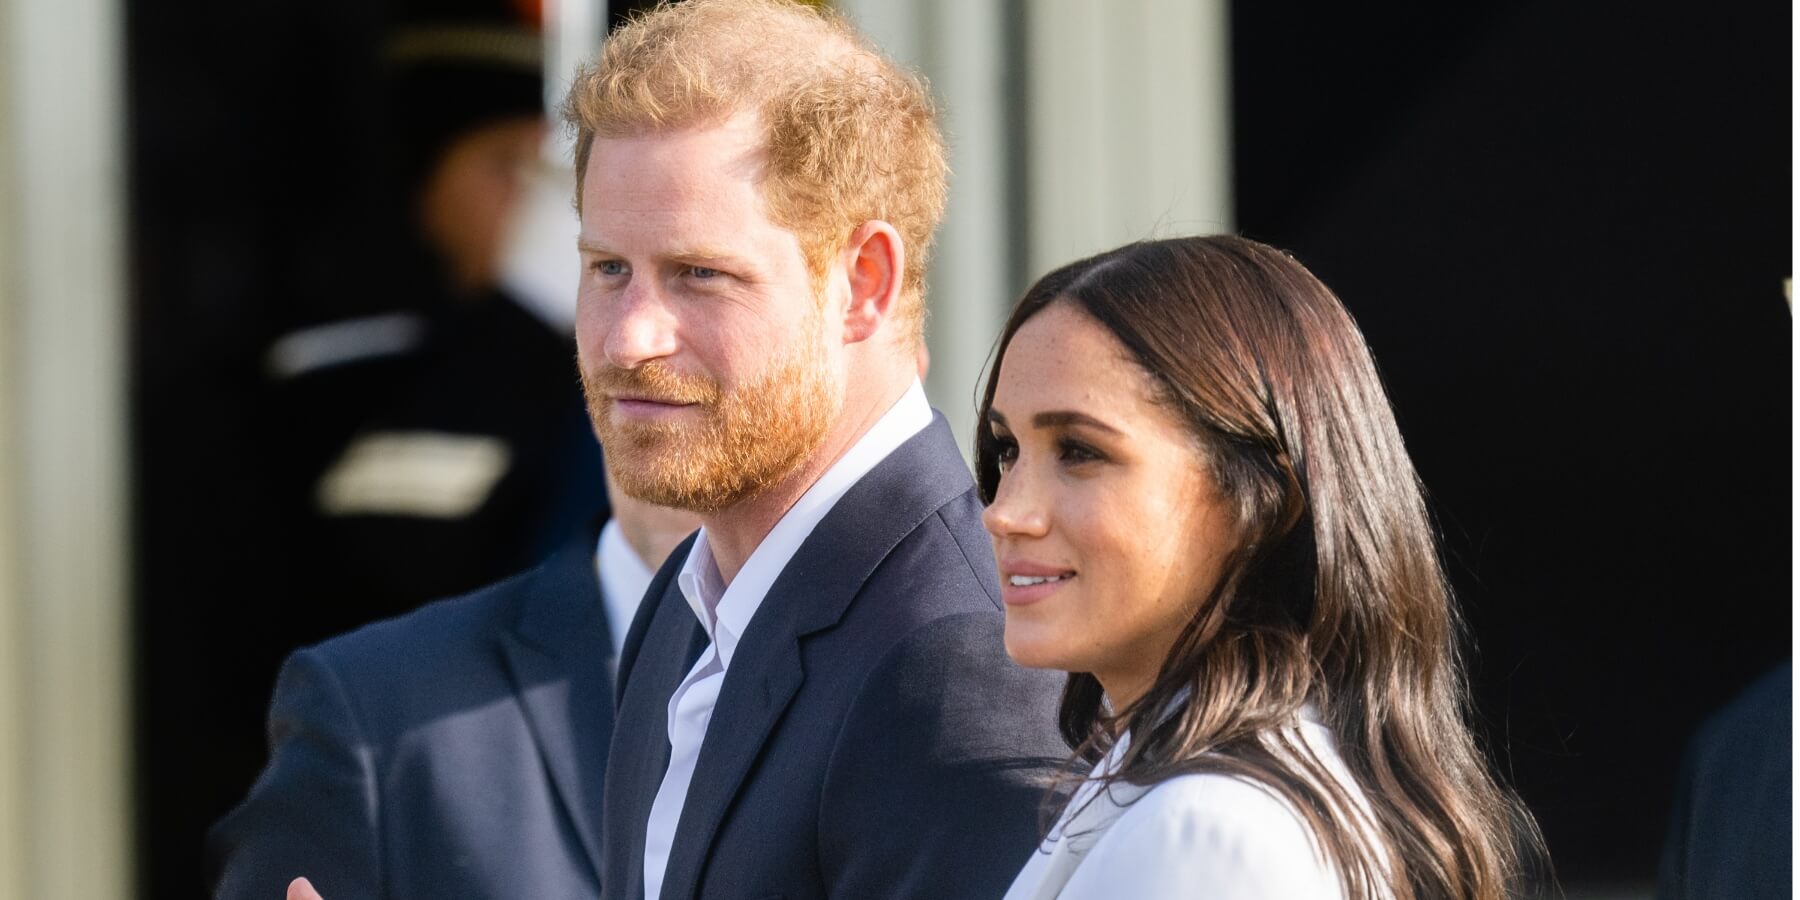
[140,3,609,895]
[263,283,606,643]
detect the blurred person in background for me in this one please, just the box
[178,0,612,894]
[208,463,697,900]
[1655,664,1791,900]
[261,0,606,629]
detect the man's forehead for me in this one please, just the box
[584,115,768,181]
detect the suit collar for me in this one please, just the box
[510,525,612,656]
[498,526,615,888]
[655,413,977,900]
[1019,733,1149,900]
[673,379,934,669]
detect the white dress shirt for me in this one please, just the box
[641,381,932,900]
[596,518,656,659]
[1002,706,1388,900]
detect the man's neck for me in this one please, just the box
[700,373,912,583]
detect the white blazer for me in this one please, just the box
[1001,708,1382,900]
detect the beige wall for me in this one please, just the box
[0,0,133,894]
[0,1,25,895]
[1023,0,1233,276]
[839,0,1233,456]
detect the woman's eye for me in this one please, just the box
[1057,440,1104,465]
[991,435,1018,471]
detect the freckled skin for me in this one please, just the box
[982,302,1236,710]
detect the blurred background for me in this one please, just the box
[0,0,1788,898]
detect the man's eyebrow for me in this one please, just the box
[574,239,743,264]
[667,248,742,264]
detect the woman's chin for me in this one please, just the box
[1001,623,1073,672]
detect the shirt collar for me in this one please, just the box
[596,519,655,658]
[676,379,932,666]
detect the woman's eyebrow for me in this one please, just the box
[1032,410,1124,435]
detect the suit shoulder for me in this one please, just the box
[1072,775,1341,897]
[293,569,540,738]
[1127,773,1314,835]
[842,610,1064,757]
[855,488,1001,627]
[311,570,526,668]
[1122,775,1336,879]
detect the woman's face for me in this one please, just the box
[983,301,1236,709]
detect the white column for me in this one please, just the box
[0,6,23,896]
[498,0,607,332]
[839,0,1231,457]
[839,0,1013,457]
[0,0,133,896]
[1024,0,1233,277]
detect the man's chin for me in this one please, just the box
[605,437,811,515]
[610,467,746,515]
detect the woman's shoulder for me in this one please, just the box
[1118,771,1324,852]
[1071,772,1345,899]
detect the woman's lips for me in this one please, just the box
[998,563,1076,606]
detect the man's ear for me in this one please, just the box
[839,220,904,345]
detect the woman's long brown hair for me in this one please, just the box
[975,236,1546,899]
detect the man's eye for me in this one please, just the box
[689,266,721,279]
[593,260,626,276]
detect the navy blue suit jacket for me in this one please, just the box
[601,416,1068,900]
[1657,664,1792,900]
[207,528,621,899]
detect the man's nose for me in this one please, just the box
[601,282,679,369]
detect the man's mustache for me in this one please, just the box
[584,362,721,407]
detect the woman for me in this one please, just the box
[979,236,1542,899]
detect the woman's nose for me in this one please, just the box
[982,470,1049,539]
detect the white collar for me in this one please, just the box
[1057,700,1328,844]
[596,519,655,659]
[675,380,932,666]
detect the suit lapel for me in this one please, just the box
[608,566,710,900]
[1027,778,1146,900]
[497,533,615,888]
[656,416,980,900]
[655,627,806,900]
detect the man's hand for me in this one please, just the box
[286,877,324,900]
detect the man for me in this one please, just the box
[252,2,1066,898]
[207,469,698,900]
[565,2,1067,899]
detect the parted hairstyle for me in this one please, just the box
[560,0,947,345]
[975,236,1546,900]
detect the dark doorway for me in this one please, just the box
[1233,1,1791,889]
